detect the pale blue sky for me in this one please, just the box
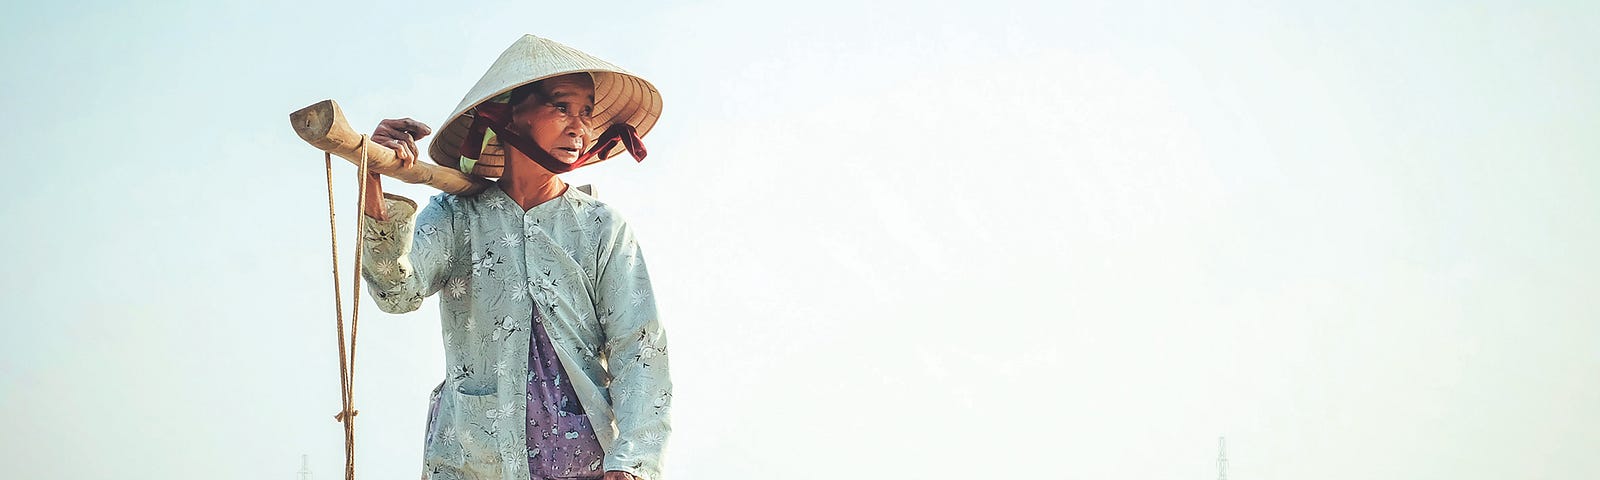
[2,1,1597,479]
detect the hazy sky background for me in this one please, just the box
[2,0,1596,478]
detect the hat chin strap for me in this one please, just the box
[465,102,647,174]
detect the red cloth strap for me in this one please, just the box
[463,102,647,174]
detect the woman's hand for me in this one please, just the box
[371,118,432,168]
[361,118,432,219]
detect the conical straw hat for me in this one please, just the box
[429,34,663,177]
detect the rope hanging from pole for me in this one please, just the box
[323,135,371,480]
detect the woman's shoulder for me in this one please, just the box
[425,190,500,214]
[563,185,629,227]
[424,191,465,209]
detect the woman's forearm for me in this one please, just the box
[362,173,386,220]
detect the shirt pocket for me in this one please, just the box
[422,389,468,470]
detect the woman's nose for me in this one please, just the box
[563,116,591,135]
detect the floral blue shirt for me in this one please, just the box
[361,185,672,480]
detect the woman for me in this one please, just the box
[356,35,671,480]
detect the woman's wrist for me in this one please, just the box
[362,175,386,220]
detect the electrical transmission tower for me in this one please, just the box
[297,454,312,480]
[1217,437,1228,480]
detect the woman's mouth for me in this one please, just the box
[553,146,580,163]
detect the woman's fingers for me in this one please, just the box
[372,118,433,168]
[380,118,432,139]
[399,131,420,168]
[394,118,432,138]
[373,124,408,144]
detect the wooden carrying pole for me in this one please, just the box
[291,100,494,195]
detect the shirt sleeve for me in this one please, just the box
[360,193,461,314]
[596,215,673,480]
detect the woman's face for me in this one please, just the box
[511,73,597,166]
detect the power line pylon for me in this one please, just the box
[1217,436,1228,480]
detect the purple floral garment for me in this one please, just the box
[525,309,604,479]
